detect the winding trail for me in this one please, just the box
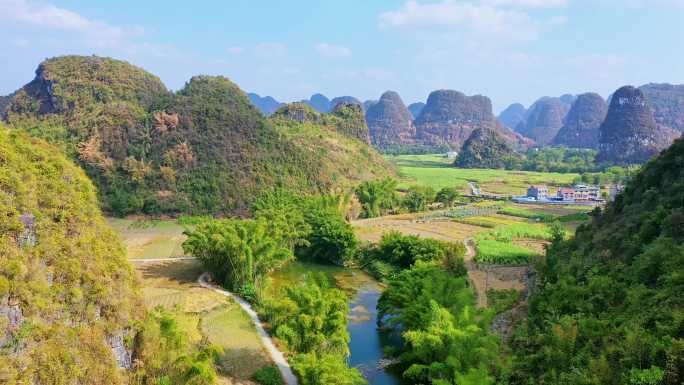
[464,239,489,308]
[198,273,298,385]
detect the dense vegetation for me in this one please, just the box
[4,56,393,216]
[511,138,684,384]
[0,127,140,383]
[0,127,213,384]
[183,189,365,384]
[378,263,508,384]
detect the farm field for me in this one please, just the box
[135,260,273,384]
[387,154,580,195]
[108,218,188,259]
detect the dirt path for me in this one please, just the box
[198,273,298,385]
[129,257,196,263]
[464,239,489,308]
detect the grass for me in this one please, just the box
[135,260,275,383]
[473,222,552,264]
[498,206,555,222]
[107,217,188,259]
[388,154,579,195]
[202,303,272,380]
[454,215,522,228]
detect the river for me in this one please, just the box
[270,262,402,385]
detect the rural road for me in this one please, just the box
[198,273,298,385]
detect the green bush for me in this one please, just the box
[252,366,284,385]
[297,199,358,265]
[402,185,436,212]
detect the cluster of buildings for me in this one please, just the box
[516,184,603,204]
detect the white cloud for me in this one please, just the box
[314,43,352,58]
[378,1,540,41]
[253,42,287,58]
[0,0,143,41]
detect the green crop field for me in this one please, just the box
[473,222,553,264]
[387,154,580,195]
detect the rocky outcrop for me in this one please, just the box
[552,93,608,149]
[301,93,331,113]
[597,86,680,165]
[455,128,522,169]
[274,102,371,144]
[363,100,377,112]
[272,102,322,123]
[498,103,526,130]
[365,90,416,147]
[248,92,283,116]
[414,89,529,150]
[515,97,570,145]
[640,83,684,133]
[415,90,499,149]
[331,102,371,144]
[330,96,362,110]
[560,94,576,106]
[408,102,426,119]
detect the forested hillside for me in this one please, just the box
[0,126,140,383]
[512,137,684,384]
[3,56,392,216]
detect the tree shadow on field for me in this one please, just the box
[137,260,204,286]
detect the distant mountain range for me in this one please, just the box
[243,83,684,165]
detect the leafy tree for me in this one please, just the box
[268,274,350,356]
[354,178,398,218]
[252,188,312,251]
[297,198,358,265]
[370,231,464,269]
[291,353,367,385]
[402,185,436,213]
[132,308,222,385]
[435,187,460,207]
[183,218,292,295]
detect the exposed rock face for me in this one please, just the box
[247,92,283,116]
[640,83,684,133]
[331,102,371,144]
[408,102,426,119]
[302,93,331,112]
[107,330,133,369]
[498,103,526,130]
[456,128,522,169]
[552,93,608,149]
[365,90,416,147]
[597,86,680,164]
[415,90,500,149]
[0,95,10,119]
[330,96,362,110]
[515,97,570,145]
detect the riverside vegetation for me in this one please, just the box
[2,54,682,385]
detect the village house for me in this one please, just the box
[527,185,549,200]
[556,184,601,201]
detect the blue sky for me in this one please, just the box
[1,0,683,112]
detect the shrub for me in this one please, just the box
[252,366,284,385]
[297,199,358,265]
[402,185,436,212]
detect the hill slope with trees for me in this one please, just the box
[512,137,684,384]
[0,126,140,383]
[3,56,391,216]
